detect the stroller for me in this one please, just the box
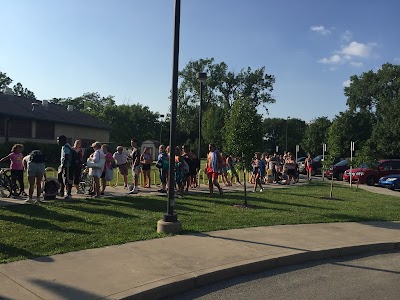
[42,167,60,200]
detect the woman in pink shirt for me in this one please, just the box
[101,144,115,195]
[0,144,26,196]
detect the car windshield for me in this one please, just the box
[357,162,379,169]
[297,157,305,162]
[335,160,347,167]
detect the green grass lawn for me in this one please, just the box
[1,181,400,263]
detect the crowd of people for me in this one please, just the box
[0,137,309,203]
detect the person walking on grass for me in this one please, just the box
[0,144,27,197]
[174,146,185,198]
[305,154,313,181]
[252,152,264,192]
[113,146,129,189]
[23,150,46,203]
[72,140,84,194]
[87,142,105,198]
[128,138,141,194]
[156,144,168,193]
[285,153,297,184]
[206,144,223,197]
[100,144,114,195]
[226,153,241,185]
[140,147,152,188]
[57,135,74,201]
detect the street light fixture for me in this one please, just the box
[197,72,207,160]
[159,114,165,144]
[285,116,290,152]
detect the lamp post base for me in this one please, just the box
[157,219,182,234]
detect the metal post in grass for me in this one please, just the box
[197,72,207,161]
[242,152,247,207]
[349,141,354,187]
[157,0,182,234]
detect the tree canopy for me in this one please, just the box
[301,117,331,156]
[0,71,36,99]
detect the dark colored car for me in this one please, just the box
[378,174,400,190]
[343,159,400,186]
[312,156,342,176]
[324,159,348,181]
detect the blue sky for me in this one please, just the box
[1,0,399,122]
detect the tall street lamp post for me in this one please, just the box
[197,72,207,160]
[157,0,182,234]
[159,114,165,144]
[285,116,290,152]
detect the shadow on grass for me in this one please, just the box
[0,215,90,235]
[64,205,139,219]
[0,242,54,263]
[5,204,97,224]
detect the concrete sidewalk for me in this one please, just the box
[1,222,399,300]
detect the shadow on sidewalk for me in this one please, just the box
[29,278,102,299]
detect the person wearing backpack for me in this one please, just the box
[57,135,74,200]
[72,140,84,194]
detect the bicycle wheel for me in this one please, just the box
[80,174,94,194]
[0,177,12,198]
[11,179,21,197]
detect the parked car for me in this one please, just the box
[312,156,343,176]
[378,174,400,190]
[324,159,348,181]
[297,157,306,174]
[343,159,400,186]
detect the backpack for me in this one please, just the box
[65,144,81,169]
[30,150,46,163]
[182,159,190,175]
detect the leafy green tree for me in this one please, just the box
[202,105,225,148]
[301,117,331,156]
[327,110,374,158]
[176,58,276,150]
[223,96,263,169]
[344,63,400,158]
[0,72,12,92]
[101,104,159,145]
[263,118,306,154]
[345,63,400,113]
[12,82,36,99]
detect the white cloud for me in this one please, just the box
[341,30,352,42]
[340,41,375,58]
[310,25,331,36]
[343,80,352,87]
[350,61,363,67]
[318,54,342,64]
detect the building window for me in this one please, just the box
[9,118,31,138]
[36,121,55,140]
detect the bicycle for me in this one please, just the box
[79,165,94,194]
[0,169,22,198]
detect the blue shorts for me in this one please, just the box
[132,166,140,177]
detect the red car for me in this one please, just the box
[343,159,400,186]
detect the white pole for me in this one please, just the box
[322,143,326,181]
[350,141,354,187]
[295,144,299,162]
[276,145,279,153]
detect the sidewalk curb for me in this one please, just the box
[121,242,400,300]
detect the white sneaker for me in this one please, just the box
[25,198,37,204]
[128,187,138,194]
[260,188,263,192]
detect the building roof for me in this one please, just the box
[0,93,111,130]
